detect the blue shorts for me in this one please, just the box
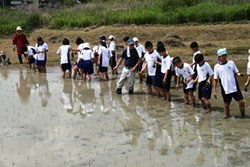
[61,63,72,71]
[36,60,46,66]
[158,72,171,91]
[99,66,108,73]
[83,60,94,74]
[221,79,243,103]
[146,75,157,87]
[28,56,35,64]
[198,80,212,99]
[137,62,143,72]
[77,61,84,69]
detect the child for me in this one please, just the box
[140,41,162,97]
[81,43,94,81]
[156,42,172,101]
[244,49,250,91]
[190,42,200,90]
[71,37,84,79]
[133,37,146,83]
[193,54,213,113]
[35,37,48,73]
[108,35,118,75]
[173,56,196,107]
[0,51,11,65]
[56,38,72,78]
[213,48,245,118]
[21,45,36,69]
[98,40,111,80]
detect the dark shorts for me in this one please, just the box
[110,55,117,67]
[198,80,212,100]
[61,63,72,71]
[77,61,84,69]
[99,66,108,73]
[158,72,171,91]
[36,60,46,66]
[83,60,94,74]
[221,79,243,103]
[28,56,35,64]
[146,75,157,87]
[183,79,196,94]
[137,62,143,72]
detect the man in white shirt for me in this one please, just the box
[213,48,245,118]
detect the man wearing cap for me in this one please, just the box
[213,48,245,118]
[114,38,141,94]
[133,37,146,83]
[0,51,11,65]
[12,26,29,64]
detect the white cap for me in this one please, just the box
[248,49,250,54]
[133,37,139,42]
[217,48,227,56]
[16,26,22,31]
[83,43,90,49]
[109,35,115,40]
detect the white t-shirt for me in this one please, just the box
[247,58,250,75]
[161,54,172,74]
[144,50,162,76]
[77,43,85,62]
[81,49,93,61]
[109,41,117,61]
[135,43,146,58]
[98,46,111,67]
[175,63,194,89]
[214,60,239,94]
[35,43,48,61]
[56,45,71,64]
[197,62,214,82]
[193,50,201,63]
[24,46,36,57]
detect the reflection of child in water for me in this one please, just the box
[0,51,11,66]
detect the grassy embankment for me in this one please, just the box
[0,0,249,64]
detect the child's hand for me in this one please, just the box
[176,84,179,91]
[206,80,211,86]
[163,79,167,85]
[237,72,245,77]
[192,80,196,84]
[214,92,217,99]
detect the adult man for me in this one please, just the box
[114,38,141,94]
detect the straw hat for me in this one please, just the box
[16,26,23,31]
[0,51,6,56]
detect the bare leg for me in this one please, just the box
[224,102,230,118]
[61,71,65,78]
[147,85,152,95]
[88,74,91,82]
[184,93,189,105]
[138,73,143,83]
[238,99,245,118]
[166,91,171,102]
[73,66,79,79]
[68,70,72,78]
[189,91,195,107]
[202,98,212,113]
[105,72,109,80]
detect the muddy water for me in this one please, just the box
[0,66,249,167]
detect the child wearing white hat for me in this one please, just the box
[213,48,245,118]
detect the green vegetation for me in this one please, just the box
[0,0,249,35]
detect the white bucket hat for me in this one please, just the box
[83,43,90,49]
[16,26,22,31]
[109,35,115,40]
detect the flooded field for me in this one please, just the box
[0,65,249,167]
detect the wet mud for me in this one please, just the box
[0,66,249,167]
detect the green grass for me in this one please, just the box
[0,0,249,35]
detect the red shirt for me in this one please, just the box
[12,33,29,55]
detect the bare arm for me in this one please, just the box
[140,62,148,74]
[113,58,124,70]
[132,59,141,72]
[213,79,218,99]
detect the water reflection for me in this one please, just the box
[16,70,32,103]
[37,74,51,107]
[61,79,73,112]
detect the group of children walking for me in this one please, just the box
[10,26,250,119]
